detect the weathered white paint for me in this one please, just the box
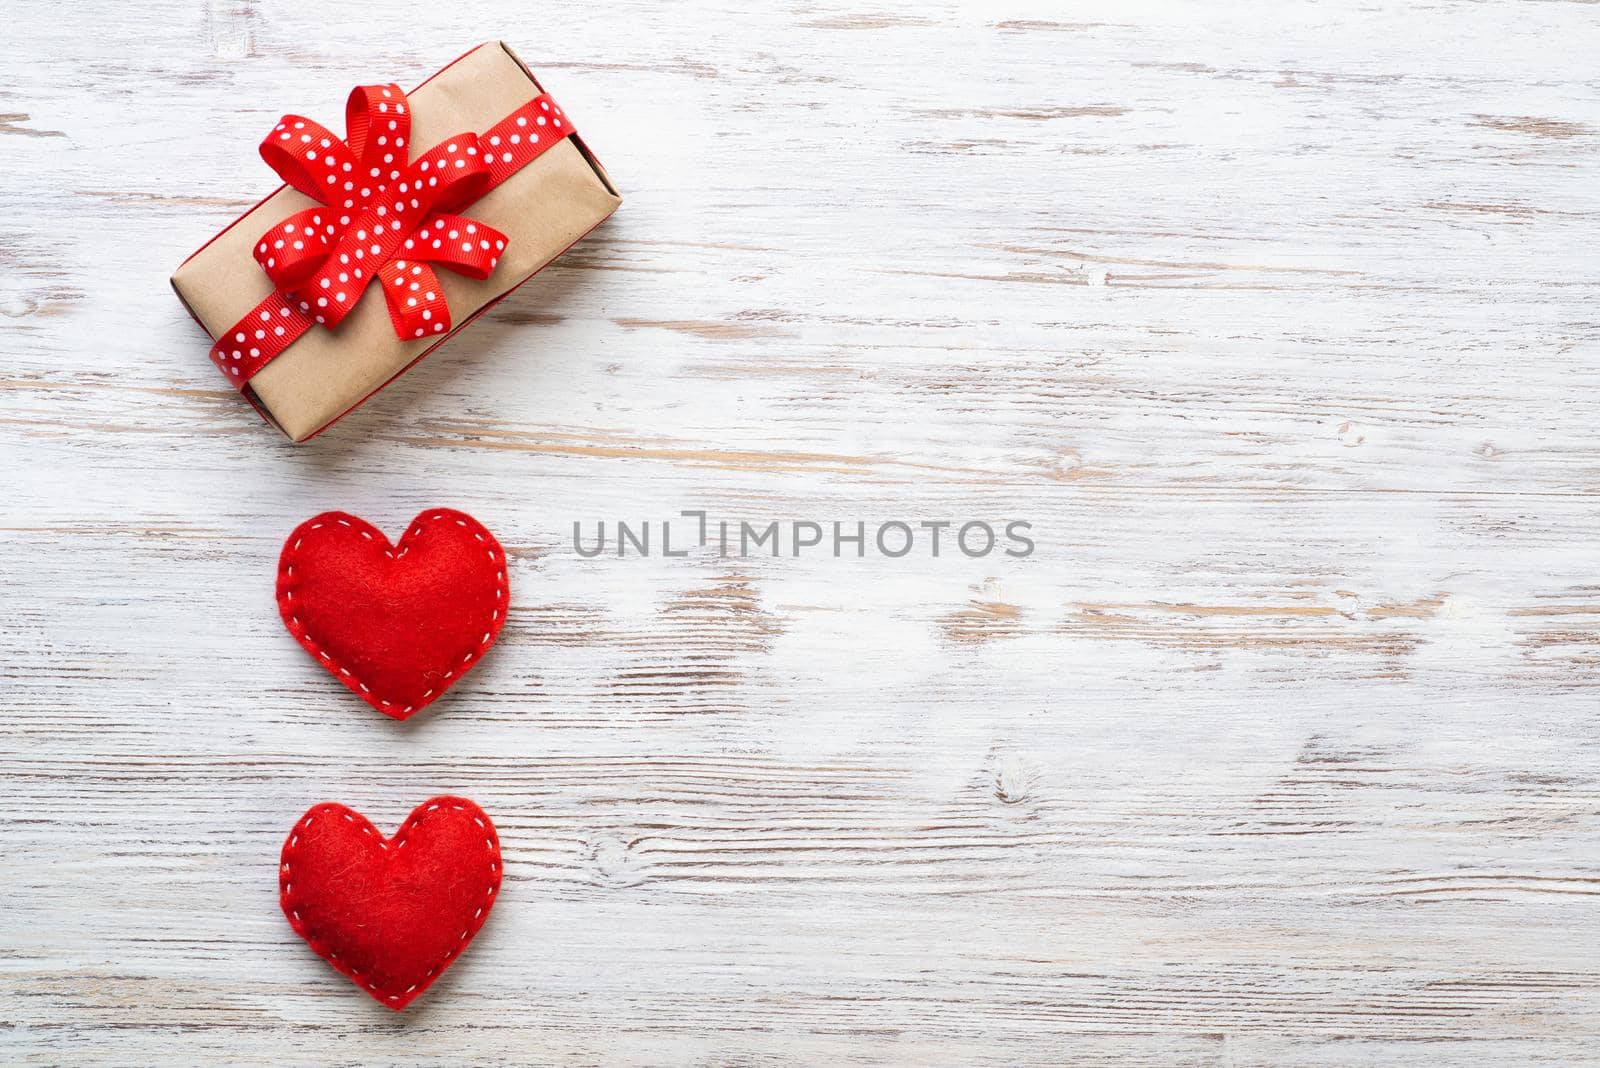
[2,0,1599,1063]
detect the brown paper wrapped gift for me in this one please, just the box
[171,42,620,441]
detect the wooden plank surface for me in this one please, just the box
[3,0,1599,1063]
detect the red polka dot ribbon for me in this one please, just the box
[210,85,575,388]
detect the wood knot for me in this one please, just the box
[992,754,1039,806]
[581,833,648,888]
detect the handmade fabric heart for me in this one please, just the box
[280,796,502,1010]
[277,509,508,719]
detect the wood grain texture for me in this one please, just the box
[3,0,1599,1063]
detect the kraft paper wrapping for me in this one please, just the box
[171,42,620,441]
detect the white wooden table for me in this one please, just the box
[4,1,1599,1063]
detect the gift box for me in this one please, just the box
[171,42,620,441]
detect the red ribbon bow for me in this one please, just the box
[211,81,573,388]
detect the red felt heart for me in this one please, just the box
[277,509,508,719]
[280,796,502,1010]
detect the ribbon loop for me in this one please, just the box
[403,133,492,214]
[253,208,339,289]
[379,259,451,339]
[407,213,507,280]
[344,83,409,168]
[260,117,359,201]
